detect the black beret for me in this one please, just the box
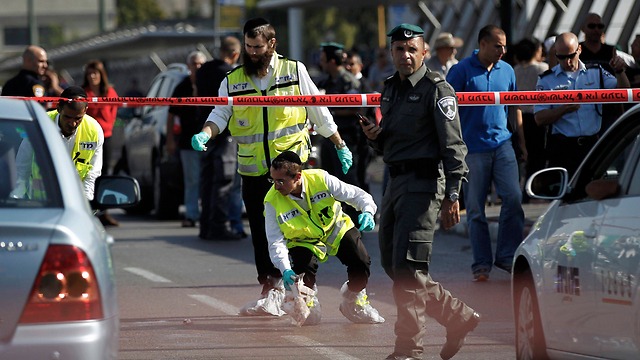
[60,85,87,99]
[320,42,345,51]
[244,17,270,35]
[387,24,424,42]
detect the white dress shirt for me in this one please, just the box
[264,170,377,273]
[205,52,338,138]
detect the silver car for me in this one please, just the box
[513,104,640,359]
[0,98,139,359]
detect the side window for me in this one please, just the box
[141,75,165,116]
[570,124,640,202]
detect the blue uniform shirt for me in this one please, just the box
[534,61,617,137]
[447,50,517,153]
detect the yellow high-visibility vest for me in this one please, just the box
[226,54,311,176]
[264,169,354,262]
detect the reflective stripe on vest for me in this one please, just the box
[227,54,311,176]
[264,169,354,262]
[47,111,100,181]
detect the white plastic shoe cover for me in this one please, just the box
[283,275,321,326]
[339,281,385,324]
[239,278,286,316]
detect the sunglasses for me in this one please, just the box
[556,52,578,60]
[587,23,605,30]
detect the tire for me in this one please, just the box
[514,270,549,360]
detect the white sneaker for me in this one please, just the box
[339,281,385,324]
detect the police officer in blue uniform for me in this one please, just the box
[535,32,629,176]
[360,24,479,360]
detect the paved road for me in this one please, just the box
[108,207,518,360]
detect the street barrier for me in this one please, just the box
[11,88,640,107]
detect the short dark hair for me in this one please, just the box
[478,25,504,44]
[58,85,88,111]
[322,46,344,65]
[514,37,541,62]
[271,151,302,177]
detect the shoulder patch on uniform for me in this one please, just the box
[437,96,457,121]
[32,84,45,97]
[539,69,553,78]
[425,71,445,84]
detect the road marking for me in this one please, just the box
[188,294,239,316]
[123,267,172,283]
[282,335,361,360]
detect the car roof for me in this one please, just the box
[0,97,47,121]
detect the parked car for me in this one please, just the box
[512,104,640,360]
[119,63,189,218]
[0,97,140,359]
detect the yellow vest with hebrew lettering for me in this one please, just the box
[264,169,354,262]
[226,54,310,176]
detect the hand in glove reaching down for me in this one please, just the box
[358,212,375,232]
[191,131,211,151]
[336,146,353,174]
[282,269,296,290]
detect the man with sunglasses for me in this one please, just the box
[534,32,629,177]
[264,151,384,326]
[579,13,635,133]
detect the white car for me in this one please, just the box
[512,104,640,359]
[0,97,139,359]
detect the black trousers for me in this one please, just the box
[199,135,234,237]
[241,174,282,285]
[288,227,371,292]
[548,133,598,177]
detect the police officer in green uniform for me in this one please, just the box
[360,24,480,360]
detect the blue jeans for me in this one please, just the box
[462,140,524,274]
[180,150,202,221]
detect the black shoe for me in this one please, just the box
[494,262,513,274]
[199,229,242,241]
[472,271,489,282]
[440,312,481,360]
[181,219,196,228]
[385,353,421,360]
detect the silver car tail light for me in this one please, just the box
[18,245,104,323]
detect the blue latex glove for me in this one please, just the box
[336,146,353,174]
[358,212,375,232]
[191,131,211,151]
[282,269,296,290]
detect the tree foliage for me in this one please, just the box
[117,0,167,27]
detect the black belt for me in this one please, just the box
[388,158,439,179]
[551,134,598,147]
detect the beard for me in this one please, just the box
[242,46,275,78]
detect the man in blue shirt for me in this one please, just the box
[447,25,525,282]
[534,32,629,176]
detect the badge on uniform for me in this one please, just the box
[437,96,457,121]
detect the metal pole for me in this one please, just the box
[28,0,39,45]
[99,0,106,33]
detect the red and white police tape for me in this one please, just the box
[11,88,640,107]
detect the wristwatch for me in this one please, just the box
[448,192,459,202]
[335,140,347,150]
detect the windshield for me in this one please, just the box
[0,119,62,208]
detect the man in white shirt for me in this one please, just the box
[191,18,353,316]
[11,86,103,201]
[264,151,384,325]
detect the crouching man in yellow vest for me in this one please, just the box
[10,86,103,201]
[264,151,384,325]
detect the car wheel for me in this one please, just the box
[514,270,548,360]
